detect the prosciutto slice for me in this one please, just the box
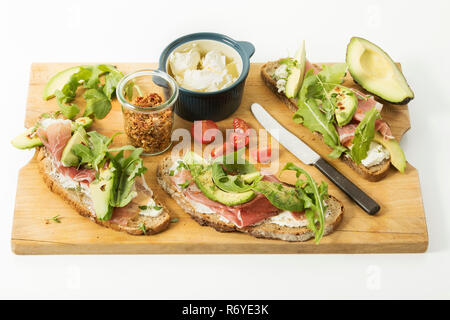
[37,120,95,184]
[37,121,72,161]
[336,90,394,144]
[336,123,358,146]
[174,169,311,228]
[110,177,153,225]
[186,190,280,228]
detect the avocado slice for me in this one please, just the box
[11,128,43,149]
[43,66,83,100]
[194,167,256,206]
[61,126,89,167]
[89,164,115,220]
[330,85,358,126]
[72,117,93,130]
[285,40,307,99]
[373,132,406,173]
[346,37,414,105]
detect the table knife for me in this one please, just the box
[251,102,380,215]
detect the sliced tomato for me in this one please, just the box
[232,118,250,134]
[191,120,219,144]
[229,131,249,149]
[211,142,234,158]
[250,146,272,163]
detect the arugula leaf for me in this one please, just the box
[350,107,380,164]
[83,88,111,119]
[281,163,329,244]
[72,131,122,170]
[109,148,147,208]
[252,180,305,212]
[47,64,122,120]
[293,98,343,158]
[294,64,348,158]
[54,90,80,119]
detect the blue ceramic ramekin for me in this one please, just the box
[159,32,255,122]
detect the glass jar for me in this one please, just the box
[116,69,179,156]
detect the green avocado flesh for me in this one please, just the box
[89,165,115,220]
[331,85,358,126]
[42,66,83,100]
[194,167,256,206]
[285,40,307,99]
[11,128,43,149]
[61,126,88,167]
[346,37,414,105]
[373,132,406,173]
[73,117,93,130]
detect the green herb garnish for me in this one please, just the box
[139,223,146,235]
[178,180,191,189]
[46,215,62,224]
[170,218,179,223]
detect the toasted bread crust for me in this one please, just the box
[156,156,344,242]
[37,148,171,235]
[261,60,391,182]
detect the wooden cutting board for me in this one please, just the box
[11,63,428,254]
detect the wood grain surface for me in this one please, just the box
[11,63,428,254]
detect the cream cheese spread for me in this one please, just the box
[268,211,309,228]
[361,142,390,167]
[273,64,289,93]
[139,198,163,217]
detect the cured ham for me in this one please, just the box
[335,89,394,144]
[185,190,280,228]
[37,120,95,184]
[174,169,311,228]
[59,166,95,183]
[336,123,358,146]
[110,178,153,225]
[37,121,72,161]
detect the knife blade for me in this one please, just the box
[251,102,380,215]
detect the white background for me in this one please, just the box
[1,0,449,299]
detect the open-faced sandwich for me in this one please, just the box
[157,150,343,243]
[261,38,411,181]
[12,113,171,235]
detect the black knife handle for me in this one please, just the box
[314,158,380,215]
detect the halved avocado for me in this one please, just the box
[346,37,414,105]
[11,128,43,149]
[285,40,307,99]
[373,132,406,173]
[42,66,83,100]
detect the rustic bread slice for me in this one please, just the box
[156,156,343,242]
[260,60,391,182]
[37,148,171,235]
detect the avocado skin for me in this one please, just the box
[352,77,413,106]
[90,164,115,220]
[346,37,414,105]
[194,167,255,206]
